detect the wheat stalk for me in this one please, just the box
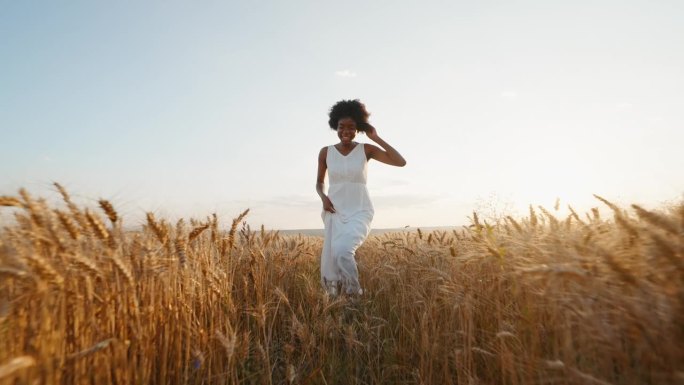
[0,356,36,380]
[18,188,45,228]
[146,212,168,245]
[55,209,81,240]
[98,199,118,225]
[67,252,102,277]
[224,209,249,255]
[188,223,209,243]
[85,209,110,242]
[53,182,90,232]
[631,204,679,235]
[175,219,187,267]
[110,254,134,285]
[0,196,23,207]
[0,267,29,280]
[24,253,64,286]
[529,205,538,227]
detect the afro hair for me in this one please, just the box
[327,99,370,131]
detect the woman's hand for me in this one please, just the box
[322,196,336,213]
[364,123,380,142]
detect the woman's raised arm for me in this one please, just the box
[364,124,406,167]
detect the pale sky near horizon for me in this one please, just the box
[1,0,683,230]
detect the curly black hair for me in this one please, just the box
[327,99,370,131]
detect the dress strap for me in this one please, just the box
[357,142,366,160]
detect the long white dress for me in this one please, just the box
[321,142,374,295]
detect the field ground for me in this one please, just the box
[0,187,683,384]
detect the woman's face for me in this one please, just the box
[337,117,357,144]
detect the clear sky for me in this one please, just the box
[1,0,683,229]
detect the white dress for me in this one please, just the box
[321,142,374,295]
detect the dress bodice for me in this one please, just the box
[327,142,368,185]
[325,142,374,221]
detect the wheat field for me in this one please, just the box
[0,184,682,385]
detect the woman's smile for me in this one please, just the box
[337,117,357,143]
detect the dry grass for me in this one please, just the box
[0,186,682,384]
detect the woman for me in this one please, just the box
[316,100,406,296]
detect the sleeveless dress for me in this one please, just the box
[321,142,374,295]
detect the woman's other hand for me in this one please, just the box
[322,196,336,213]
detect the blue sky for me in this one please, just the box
[1,0,683,229]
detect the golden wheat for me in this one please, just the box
[0,187,682,385]
[84,209,109,242]
[146,212,168,245]
[98,199,118,225]
[0,196,22,208]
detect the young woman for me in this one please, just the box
[316,100,406,296]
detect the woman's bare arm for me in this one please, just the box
[316,147,335,212]
[364,124,406,167]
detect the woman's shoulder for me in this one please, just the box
[361,142,376,155]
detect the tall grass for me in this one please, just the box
[0,186,682,384]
